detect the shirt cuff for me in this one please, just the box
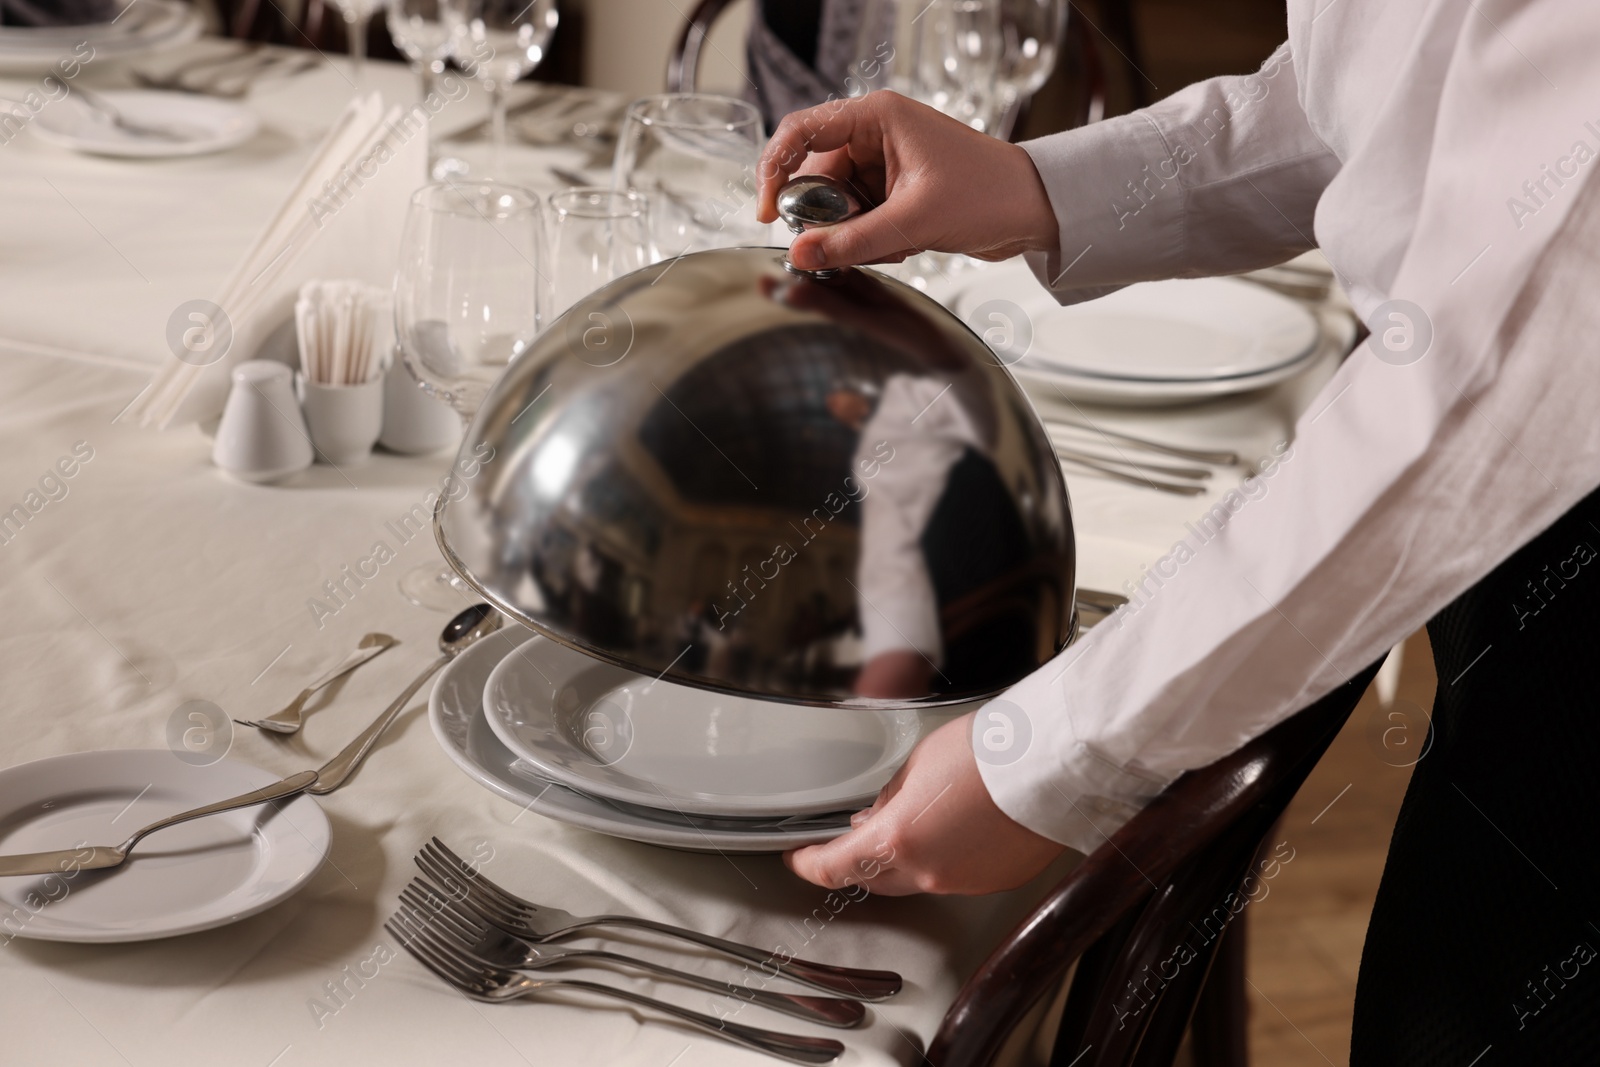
[1018,111,1187,303]
[974,649,1173,854]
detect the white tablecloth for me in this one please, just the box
[0,40,1353,1067]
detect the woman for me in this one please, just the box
[756,0,1600,1060]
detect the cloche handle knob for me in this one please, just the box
[776,176,862,280]
[776,175,864,234]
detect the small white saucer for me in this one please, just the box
[0,750,328,942]
[32,90,258,159]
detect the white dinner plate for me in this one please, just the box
[0,750,329,943]
[948,258,1320,383]
[482,631,956,818]
[1009,352,1323,407]
[31,90,258,158]
[0,1,200,74]
[429,631,855,852]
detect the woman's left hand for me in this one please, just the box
[785,713,1066,895]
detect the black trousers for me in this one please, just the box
[1351,484,1600,1063]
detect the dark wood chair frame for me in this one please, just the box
[929,661,1382,1066]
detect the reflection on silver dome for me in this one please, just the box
[437,246,1074,709]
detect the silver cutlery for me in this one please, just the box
[1050,443,1212,482]
[306,605,500,795]
[0,771,319,878]
[236,632,398,735]
[1042,416,1240,466]
[399,880,867,1028]
[1074,588,1129,631]
[69,87,200,142]
[416,838,902,1000]
[548,165,594,188]
[0,607,500,877]
[133,49,319,98]
[387,906,844,1064]
[1055,451,1208,496]
[205,53,320,98]
[130,45,261,91]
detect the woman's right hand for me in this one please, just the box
[755,91,1060,273]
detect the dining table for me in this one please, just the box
[0,36,1358,1067]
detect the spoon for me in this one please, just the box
[0,605,503,878]
[308,603,503,795]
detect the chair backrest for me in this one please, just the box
[929,660,1382,1067]
[216,0,317,45]
[666,0,740,95]
[668,1,1100,139]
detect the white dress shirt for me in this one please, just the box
[854,374,985,663]
[980,0,1600,852]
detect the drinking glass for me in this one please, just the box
[611,94,767,263]
[328,0,381,91]
[385,0,464,173]
[393,181,546,609]
[996,0,1068,121]
[455,0,559,178]
[854,0,1005,132]
[547,188,652,319]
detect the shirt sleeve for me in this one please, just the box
[1017,43,1340,304]
[979,14,1600,852]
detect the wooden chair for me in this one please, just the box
[929,661,1383,1066]
[666,0,739,96]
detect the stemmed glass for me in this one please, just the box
[995,0,1069,133]
[327,0,381,90]
[385,0,464,173]
[392,181,546,609]
[454,0,559,178]
[611,94,768,263]
[547,188,652,318]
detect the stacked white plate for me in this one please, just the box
[431,628,968,852]
[946,258,1322,406]
[0,0,201,75]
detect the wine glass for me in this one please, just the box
[328,0,381,91]
[995,0,1068,131]
[611,94,768,263]
[455,0,559,178]
[385,0,465,173]
[853,0,1006,131]
[547,188,652,319]
[392,181,546,609]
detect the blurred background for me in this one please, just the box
[185,0,1290,132]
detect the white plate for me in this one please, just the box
[483,632,953,817]
[31,90,258,158]
[1010,349,1322,407]
[0,2,200,73]
[430,631,855,852]
[949,259,1320,382]
[0,750,329,943]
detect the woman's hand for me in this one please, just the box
[756,91,1060,273]
[784,713,1066,895]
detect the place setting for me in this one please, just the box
[0,2,1383,1062]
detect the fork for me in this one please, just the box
[235,633,397,734]
[399,880,866,1028]
[386,908,845,1064]
[417,839,902,1001]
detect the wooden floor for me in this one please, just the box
[1239,633,1433,1065]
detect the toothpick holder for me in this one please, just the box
[297,374,383,466]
